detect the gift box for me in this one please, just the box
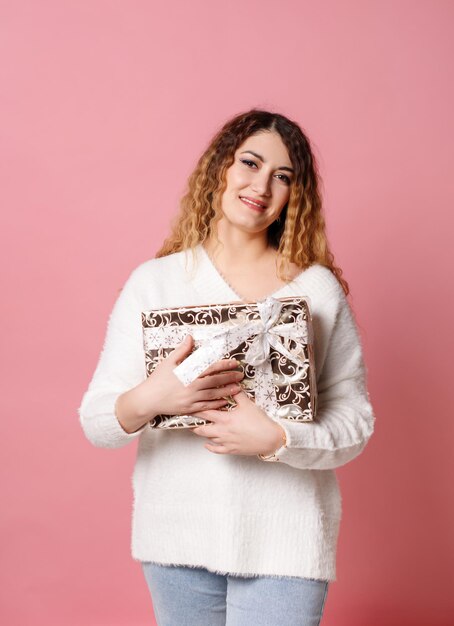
[141,295,317,429]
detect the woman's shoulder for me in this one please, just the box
[291,262,344,297]
[118,250,187,299]
[128,249,187,279]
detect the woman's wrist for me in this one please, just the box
[258,423,287,461]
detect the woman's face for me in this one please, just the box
[219,130,294,238]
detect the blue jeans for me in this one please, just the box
[141,561,329,626]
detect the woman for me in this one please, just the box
[78,109,375,626]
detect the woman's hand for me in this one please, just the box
[190,389,286,457]
[124,334,245,424]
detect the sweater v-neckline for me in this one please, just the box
[196,243,316,304]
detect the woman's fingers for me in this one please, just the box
[147,354,243,418]
[199,359,239,377]
[195,369,244,390]
[191,398,229,412]
[169,335,195,365]
[193,384,242,405]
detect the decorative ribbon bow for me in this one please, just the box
[173,296,309,386]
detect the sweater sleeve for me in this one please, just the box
[77,264,150,449]
[260,278,376,470]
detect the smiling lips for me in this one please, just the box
[239,196,268,212]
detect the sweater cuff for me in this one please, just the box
[104,411,148,441]
[78,391,149,448]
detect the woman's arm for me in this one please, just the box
[259,278,376,470]
[77,264,151,448]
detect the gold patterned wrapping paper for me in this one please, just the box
[141,295,317,429]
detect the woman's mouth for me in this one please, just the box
[239,196,267,212]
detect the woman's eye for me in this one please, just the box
[240,159,257,168]
[276,174,291,185]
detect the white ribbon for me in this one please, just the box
[172,296,309,388]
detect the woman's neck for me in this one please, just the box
[203,230,275,270]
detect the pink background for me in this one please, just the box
[1,1,453,624]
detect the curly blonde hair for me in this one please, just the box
[155,108,349,296]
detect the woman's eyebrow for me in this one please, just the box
[240,150,294,173]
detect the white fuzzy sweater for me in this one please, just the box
[78,244,375,582]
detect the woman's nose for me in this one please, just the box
[251,173,272,196]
